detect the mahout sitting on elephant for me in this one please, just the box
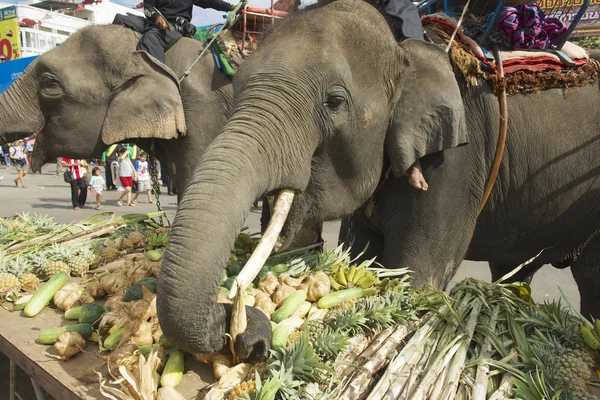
[157,0,600,359]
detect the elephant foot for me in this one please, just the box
[407,160,428,191]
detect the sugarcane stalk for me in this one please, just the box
[428,360,449,399]
[472,305,500,400]
[339,324,412,400]
[409,338,463,399]
[60,223,126,247]
[396,338,438,399]
[355,326,395,362]
[335,334,370,379]
[440,298,483,400]
[487,373,515,400]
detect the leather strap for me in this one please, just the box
[479,44,508,215]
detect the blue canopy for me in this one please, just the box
[0,56,37,94]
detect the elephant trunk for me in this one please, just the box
[0,61,44,145]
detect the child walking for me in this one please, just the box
[116,147,137,206]
[132,152,155,204]
[89,167,106,210]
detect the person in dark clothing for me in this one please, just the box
[114,0,235,64]
[381,0,424,41]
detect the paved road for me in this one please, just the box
[0,165,580,308]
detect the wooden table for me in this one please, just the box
[0,305,216,400]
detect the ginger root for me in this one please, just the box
[299,271,331,302]
[254,291,277,318]
[53,283,94,311]
[271,284,296,306]
[53,331,85,360]
[100,272,130,296]
[258,274,279,296]
[86,279,106,300]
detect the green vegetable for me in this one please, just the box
[64,306,84,320]
[272,290,307,323]
[146,250,163,261]
[123,278,158,302]
[104,326,126,350]
[24,272,69,317]
[160,349,185,387]
[317,288,367,309]
[138,344,161,356]
[159,335,175,349]
[79,304,108,326]
[222,276,236,291]
[38,323,94,345]
[228,259,246,276]
[271,324,292,351]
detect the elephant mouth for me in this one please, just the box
[227,189,295,299]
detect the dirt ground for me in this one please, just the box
[0,165,581,398]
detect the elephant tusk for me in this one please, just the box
[228,189,295,299]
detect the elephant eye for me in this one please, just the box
[324,94,347,111]
[39,74,63,97]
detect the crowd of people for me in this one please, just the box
[1,140,176,211]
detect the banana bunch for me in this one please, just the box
[330,264,379,291]
[581,319,600,350]
[145,229,169,251]
[234,233,257,258]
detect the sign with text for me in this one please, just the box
[0,56,36,94]
[536,0,600,37]
[0,6,20,61]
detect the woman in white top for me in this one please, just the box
[9,140,28,188]
[116,147,137,206]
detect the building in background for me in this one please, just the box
[0,0,141,60]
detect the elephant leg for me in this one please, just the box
[489,261,543,285]
[338,213,384,263]
[570,237,600,320]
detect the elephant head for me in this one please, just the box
[0,24,186,171]
[157,0,467,356]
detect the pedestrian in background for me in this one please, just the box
[9,140,28,188]
[132,152,155,204]
[102,144,119,190]
[116,147,137,207]
[62,158,87,210]
[2,143,10,168]
[89,167,106,210]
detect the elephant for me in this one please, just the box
[157,0,600,358]
[0,22,233,195]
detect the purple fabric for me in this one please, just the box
[495,5,567,49]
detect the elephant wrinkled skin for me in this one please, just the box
[159,0,600,354]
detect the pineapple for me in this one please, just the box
[228,380,256,400]
[0,272,20,297]
[128,231,146,248]
[102,246,121,262]
[40,244,72,277]
[11,255,40,292]
[0,257,21,297]
[78,247,101,270]
[68,254,90,277]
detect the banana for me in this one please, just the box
[351,268,367,285]
[346,265,357,284]
[335,266,348,287]
[581,324,600,350]
[355,271,378,289]
[330,276,342,291]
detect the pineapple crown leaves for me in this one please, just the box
[516,301,581,346]
[308,322,351,361]
[267,331,331,384]
[324,308,369,336]
[513,366,567,400]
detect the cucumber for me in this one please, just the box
[158,335,175,350]
[272,290,306,323]
[160,349,185,387]
[317,288,366,309]
[39,323,94,345]
[271,324,292,351]
[24,272,69,317]
[79,304,108,326]
[146,250,163,261]
[138,344,161,357]
[104,326,126,350]
[64,306,84,320]
[124,277,158,302]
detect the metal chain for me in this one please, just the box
[149,139,169,226]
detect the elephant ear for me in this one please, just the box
[385,40,468,176]
[101,50,187,145]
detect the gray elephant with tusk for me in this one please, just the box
[0,24,233,196]
[159,0,600,355]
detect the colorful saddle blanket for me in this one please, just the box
[422,13,599,94]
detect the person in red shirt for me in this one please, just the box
[62,158,88,210]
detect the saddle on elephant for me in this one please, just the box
[422,8,600,95]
